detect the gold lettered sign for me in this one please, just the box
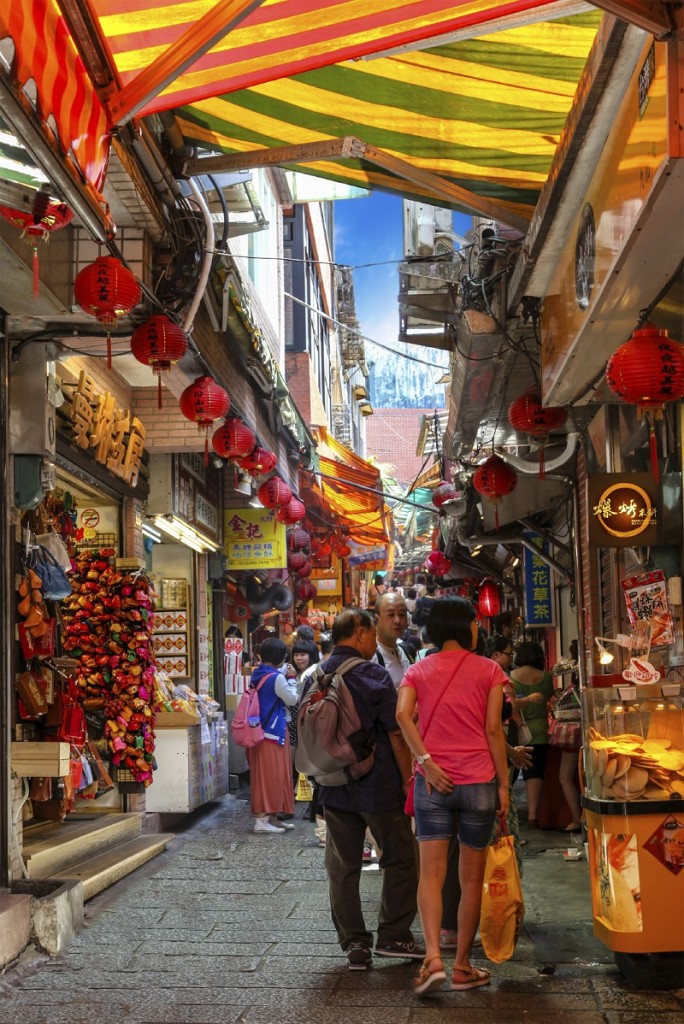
[588,473,658,547]
[224,507,287,569]
[65,371,145,487]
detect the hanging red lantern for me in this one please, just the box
[337,543,352,558]
[130,315,188,409]
[478,579,501,619]
[74,255,141,369]
[276,496,306,525]
[296,561,313,579]
[432,482,460,507]
[296,580,317,602]
[472,454,517,531]
[288,528,311,552]
[257,477,292,509]
[0,190,73,297]
[424,550,452,576]
[287,550,309,572]
[179,375,230,465]
[606,325,684,483]
[508,390,568,478]
[239,447,278,477]
[212,417,256,461]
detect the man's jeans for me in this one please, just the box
[324,805,418,950]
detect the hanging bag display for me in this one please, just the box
[29,545,73,601]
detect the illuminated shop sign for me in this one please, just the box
[588,474,659,547]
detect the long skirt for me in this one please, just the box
[247,737,295,817]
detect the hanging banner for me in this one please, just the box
[224,508,286,569]
[523,531,554,628]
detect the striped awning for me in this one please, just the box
[0,1,601,224]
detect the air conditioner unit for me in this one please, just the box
[9,343,56,458]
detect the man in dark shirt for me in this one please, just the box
[319,608,422,971]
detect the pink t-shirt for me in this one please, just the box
[400,650,507,784]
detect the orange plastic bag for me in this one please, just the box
[479,833,524,964]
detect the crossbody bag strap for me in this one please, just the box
[420,650,471,745]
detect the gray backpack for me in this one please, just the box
[295,658,376,786]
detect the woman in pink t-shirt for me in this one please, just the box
[396,597,508,996]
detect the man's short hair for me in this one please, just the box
[374,592,407,617]
[332,608,373,644]
[296,624,315,642]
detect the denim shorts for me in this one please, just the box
[413,772,497,849]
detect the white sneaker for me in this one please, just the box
[269,815,295,830]
[253,817,285,834]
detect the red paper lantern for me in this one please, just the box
[432,482,460,507]
[478,579,501,619]
[296,561,313,579]
[288,529,311,552]
[337,544,352,558]
[0,190,73,297]
[287,551,309,571]
[424,550,452,576]
[257,477,292,509]
[276,497,306,525]
[508,390,567,478]
[179,375,230,464]
[130,315,188,409]
[296,580,317,602]
[606,324,684,483]
[239,447,278,477]
[74,255,141,368]
[212,418,256,461]
[472,455,517,530]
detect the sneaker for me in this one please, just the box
[375,939,425,960]
[269,815,294,830]
[439,929,458,950]
[253,818,286,834]
[346,942,372,971]
[362,841,373,862]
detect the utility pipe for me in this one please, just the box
[182,178,215,335]
[501,432,579,475]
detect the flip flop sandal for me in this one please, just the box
[413,955,447,996]
[450,965,491,991]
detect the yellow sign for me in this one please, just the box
[66,371,145,487]
[224,507,286,569]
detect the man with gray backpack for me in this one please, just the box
[298,608,422,971]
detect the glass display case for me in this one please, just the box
[583,682,684,803]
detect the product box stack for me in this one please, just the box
[224,635,247,696]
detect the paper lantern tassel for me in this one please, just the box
[648,416,659,484]
[32,245,40,297]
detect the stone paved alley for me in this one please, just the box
[1,792,683,1024]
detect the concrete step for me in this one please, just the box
[51,834,174,901]
[0,891,32,968]
[24,813,144,878]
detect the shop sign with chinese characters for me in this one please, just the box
[523,531,554,628]
[224,507,286,569]
[65,371,145,486]
[588,473,658,547]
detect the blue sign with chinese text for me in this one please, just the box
[523,531,554,628]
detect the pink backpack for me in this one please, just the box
[230,675,271,748]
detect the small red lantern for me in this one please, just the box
[130,315,188,409]
[478,579,501,619]
[74,255,141,368]
[606,325,684,483]
[432,482,460,507]
[239,447,278,477]
[472,455,517,531]
[337,543,352,558]
[276,496,306,525]
[179,375,230,465]
[296,580,317,602]
[212,418,256,461]
[287,550,309,571]
[257,477,292,509]
[288,529,311,552]
[508,390,567,478]
[296,561,313,579]
[424,550,452,576]
[0,190,73,297]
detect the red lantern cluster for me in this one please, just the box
[239,447,278,477]
[74,256,141,368]
[424,550,452,576]
[432,482,460,507]
[296,580,317,602]
[478,578,501,619]
[276,496,306,525]
[289,529,311,552]
[606,325,684,482]
[257,477,292,509]
[0,190,73,297]
[130,315,188,409]
[472,455,517,530]
[179,375,230,465]
[212,418,256,461]
[508,390,567,478]
[287,550,309,572]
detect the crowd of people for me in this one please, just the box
[233,578,582,996]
